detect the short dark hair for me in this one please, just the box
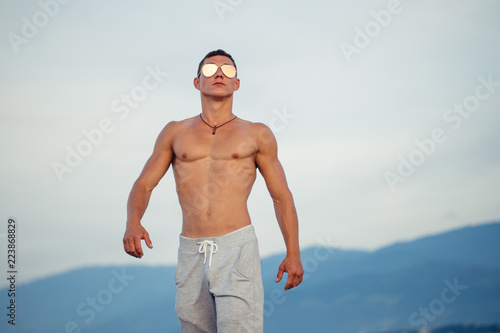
[197,49,237,77]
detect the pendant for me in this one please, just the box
[212,127,216,135]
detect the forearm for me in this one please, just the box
[126,179,153,227]
[273,190,300,257]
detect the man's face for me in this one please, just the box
[194,55,240,97]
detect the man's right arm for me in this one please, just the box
[123,122,176,258]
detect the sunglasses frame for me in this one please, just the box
[199,63,237,79]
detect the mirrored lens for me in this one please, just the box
[201,64,218,77]
[221,65,236,78]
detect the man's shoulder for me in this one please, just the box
[167,115,197,127]
[235,118,276,148]
[160,116,198,133]
[236,117,271,133]
[154,117,196,145]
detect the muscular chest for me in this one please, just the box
[172,125,257,163]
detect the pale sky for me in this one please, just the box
[1,0,499,288]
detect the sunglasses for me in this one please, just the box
[199,63,237,79]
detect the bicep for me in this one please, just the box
[255,125,290,200]
[136,124,175,190]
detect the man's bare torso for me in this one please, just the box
[124,51,303,289]
[170,115,259,238]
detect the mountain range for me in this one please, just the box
[1,221,499,332]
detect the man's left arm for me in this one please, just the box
[254,124,304,290]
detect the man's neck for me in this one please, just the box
[200,95,235,125]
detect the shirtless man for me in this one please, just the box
[123,49,303,332]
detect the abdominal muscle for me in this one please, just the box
[173,156,257,238]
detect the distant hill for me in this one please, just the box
[384,323,500,333]
[1,221,499,333]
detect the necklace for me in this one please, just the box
[199,113,237,135]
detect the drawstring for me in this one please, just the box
[197,240,218,270]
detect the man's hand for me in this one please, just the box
[123,223,153,258]
[276,255,304,290]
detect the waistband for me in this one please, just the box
[179,224,255,250]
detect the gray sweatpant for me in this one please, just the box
[175,225,264,333]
